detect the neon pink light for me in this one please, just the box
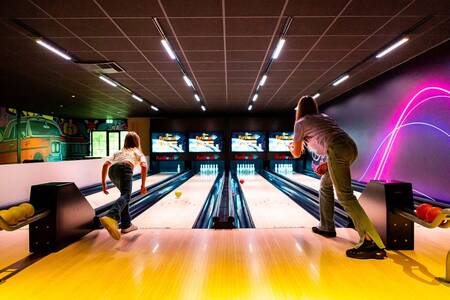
[358,121,450,181]
[373,87,450,179]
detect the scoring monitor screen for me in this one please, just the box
[189,132,222,152]
[151,132,186,153]
[268,132,294,152]
[231,131,265,152]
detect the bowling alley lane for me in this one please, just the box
[85,173,174,209]
[239,175,318,228]
[133,174,216,228]
[286,173,362,199]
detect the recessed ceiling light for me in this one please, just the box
[36,39,71,60]
[332,74,349,87]
[376,37,409,58]
[248,105,253,111]
[161,39,176,60]
[312,93,320,99]
[132,94,143,102]
[71,95,76,98]
[151,105,159,111]
[183,75,193,87]
[201,105,206,111]
[272,38,286,59]
[252,94,258,102]
[194,94,200,102]
[258,75,267,87]
[99,75,117,87]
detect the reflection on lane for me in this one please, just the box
[133,174,216,229]
[285,173,362,199]
[239,174,318,228]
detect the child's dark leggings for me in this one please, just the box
[106,162,133,229]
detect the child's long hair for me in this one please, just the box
[123,131,141,151]
[295,96,319,121]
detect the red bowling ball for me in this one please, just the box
[425,207,442,223]
[415,203,432,220]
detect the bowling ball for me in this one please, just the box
[239,179,244,184]
[415,203,432,220]
[175,190,182,198]
[9,206,26,222]
[425,207,442,223]
[19,203,35,218]
[0,209,17,226]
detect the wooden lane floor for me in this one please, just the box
[133,174,216,229]
[286,173,362,199]
[1,226,448,299]
[239,174,319,228]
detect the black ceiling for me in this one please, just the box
[0,0,449,119]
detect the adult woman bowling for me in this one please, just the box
[289,96,386,259]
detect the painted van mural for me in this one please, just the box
[0,106,126,164]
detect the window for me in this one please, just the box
[29,120,61,136]
[18,122,28,139]
[91,130,130,157]
[108,132,120,154]
[120,131,128,148]
[92,131,107,157]
[6,122,16,140]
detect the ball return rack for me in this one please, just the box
[359,180,449,283]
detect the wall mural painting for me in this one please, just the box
[0,106,127,164]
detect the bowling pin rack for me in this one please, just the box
[0,210,49,231]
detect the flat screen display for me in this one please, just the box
[268,132,294,152]
[189,132,222,152]
[231,131,265,152]
[151,132,186,153]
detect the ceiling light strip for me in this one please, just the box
[376,37,409,58]
[153,17,206,111]
[247,17,293,112]
[36,39,71,60]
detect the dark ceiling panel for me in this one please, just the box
[342,0,412,16]
[32,0,105,18]
[21,19,71,37]
[327,17,390,35]
[162,0,222,17]
[96,0,163,17]
[114,18,161,36]
[58,19,123,37]
[225,0,286,16]
[0,0,448,118]
[169,18,223,36]
[226,18,279,36]
[285,0,349,16]
[289,17,334,35]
